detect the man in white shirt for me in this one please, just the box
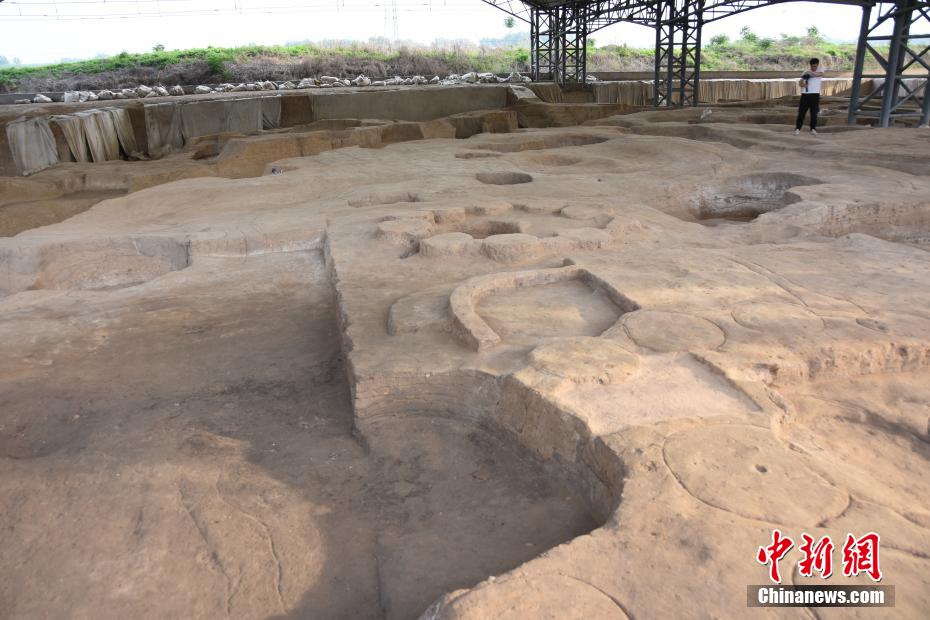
[794,58,824,135]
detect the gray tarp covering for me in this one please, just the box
[222,97,262,134]
[52,114,90,163]
[144,102,184,157]
[179,99,227,138]
[592,77,860,106]
[107,108,139,158]
[83,110,121,161]
[261,96,282,129]
[52,108,138,163]
[178,97,272,139]
[148,95,282,155]
[6,116,59,175]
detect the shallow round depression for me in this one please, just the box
[475,134,609,153]
[476,172,534,186]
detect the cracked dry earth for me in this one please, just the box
[2,102,930,619]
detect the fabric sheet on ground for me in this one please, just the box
[6,116,59,175]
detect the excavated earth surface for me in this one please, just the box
[1,97,929,619]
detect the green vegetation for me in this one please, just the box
[592,26,867,72]
[697,26,862,71]
[0,27,877,92]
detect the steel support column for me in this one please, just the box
[848,0,930,126]
[531,8,555,82]
[654,0,703,107]
[530,4,588,86]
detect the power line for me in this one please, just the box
[0,0,481,21]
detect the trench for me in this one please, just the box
[0,248,597,619]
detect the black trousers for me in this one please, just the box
[796,93,820,130]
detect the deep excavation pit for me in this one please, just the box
[0,248,596,619]
[695,172,823,224]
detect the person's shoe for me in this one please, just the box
[793,129,801,135]
[810,129,817,135]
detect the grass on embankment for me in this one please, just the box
[0,28,881,93]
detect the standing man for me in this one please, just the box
[795,58,824,135]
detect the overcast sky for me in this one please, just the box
[0,0,869,64]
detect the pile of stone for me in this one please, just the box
[23,71,532,104]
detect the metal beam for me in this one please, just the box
[655,0,703,107]
[848,0,930,126]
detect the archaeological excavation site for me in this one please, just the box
[1,0,930,618]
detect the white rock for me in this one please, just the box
[319,83,333,88]
[261,81,277,90]
[121,88,138,98]
[62,91,80,103]
[232,83,248,92]
[33,94,52,103]
[194,85,213,94]
[14,98,31,104]
[320,76,339,84]
[135,84,153,97]
[278,81,295,90]
[86,91,99,101]
[297,78,317,88]
[462,72,478,83]
[353,75,371,86]
[144,90,159,98]
[153,86,170,96]
[169,85,185,96]
[372,80,386,87]
[114,92,127,99]
[430,76,440,84]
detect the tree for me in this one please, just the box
[0,55,8,66]
[709,34,729,46]
[153,43,165,52]
[806,26,822,42]
[740,26,758,43]
[504,16,516,29]
[758,38,774,50]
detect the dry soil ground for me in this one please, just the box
[1,99,928,619]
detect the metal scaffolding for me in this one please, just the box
[531,6,589,84]
[654,0,703,106]
[847,0,930,126]
[481,0,929,125]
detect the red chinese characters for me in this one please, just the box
[756,529,794,584]
[798,534,834,579]
[842,532,882,582]
[757,531,882,583]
